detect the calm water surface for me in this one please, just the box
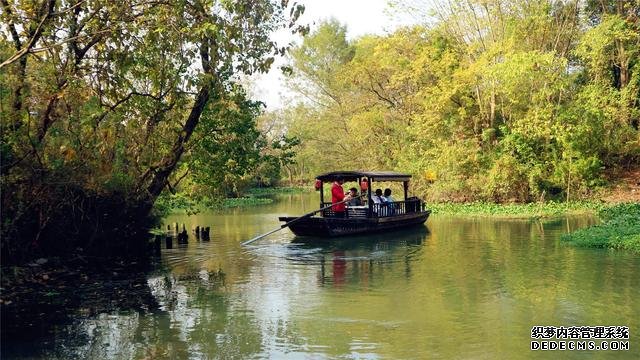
[8,194,640,359]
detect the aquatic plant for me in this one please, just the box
[428,201,606,219]
[561,203,640,252]
[222,198,273,208]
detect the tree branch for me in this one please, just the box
[0,0,57,69]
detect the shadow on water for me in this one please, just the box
[290,224,430,250]
[2,259,232,359]
[1,260,162,358]
[246,224,430,265]
[4,193,639,359]
[244,225,432,288]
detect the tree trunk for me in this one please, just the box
[145,84,212,204]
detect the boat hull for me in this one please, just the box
[279,210,430,237]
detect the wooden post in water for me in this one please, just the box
[154,235,162,254]
[166,235,173,249]
[177,229,188,243]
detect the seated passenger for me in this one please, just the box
[346,188,363,206]
[372,188,385,204]
[383,188,396,215]
[383,188,395,203]
[372,188,388,216]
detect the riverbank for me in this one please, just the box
[561,203,640,253]
[427,201,604,219]
[155,187,310,214]
[429,201,640,253]
[156,186,640,254]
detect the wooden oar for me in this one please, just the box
[241,195,364,246]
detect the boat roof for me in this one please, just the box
[316,171,411,182]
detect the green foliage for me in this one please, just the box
[154,188,288,215]
[187,85,266,197]
[429,201,604,219]
[483,154,531,202]
[562,203,640,252]
[245,186,310,196]
[282,2,640,202]
[222,197,273,208]
[0,0,303,262]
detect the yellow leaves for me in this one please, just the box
[424,169,437,182]
[225,159,238,169]
[59,145,77,163]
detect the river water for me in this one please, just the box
[5,193,640,359]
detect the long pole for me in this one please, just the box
[241,195,363,246]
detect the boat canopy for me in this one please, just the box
[316,171,411,182]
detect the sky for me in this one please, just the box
[250,0,417,109]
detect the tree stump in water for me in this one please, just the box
[154,235,162,254]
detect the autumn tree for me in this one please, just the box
[282,1,639,202]
[0,0,305,262]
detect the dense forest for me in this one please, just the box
[279,0,639,202]
[1,0,639,262]
[0,0,305,262]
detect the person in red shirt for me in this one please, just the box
[331,176,351,217]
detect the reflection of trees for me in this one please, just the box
[284,216,640,359]
[17,215,638,359]
[138,269,264,359]
[33,267,265,359]
[2,265,159,359]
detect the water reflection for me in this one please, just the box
[234,229,433,359]
[5,194,639,359]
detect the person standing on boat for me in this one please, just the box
[331,176,350,218]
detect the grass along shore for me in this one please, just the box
[159,186,617,218]
[561,203,640,253]
[156,186,639,253]
[429,201,639,253]
[427,201,605,219]
[155,186,310,214]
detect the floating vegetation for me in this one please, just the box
[428,201,606,219]
[222,197,272,208]
[155,188,307,214]
[562,203,640,253]
[245,186,311,196]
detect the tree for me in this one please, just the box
[280,1,639,202]
[0,0,305,261]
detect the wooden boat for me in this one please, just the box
[279,171,431,237]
